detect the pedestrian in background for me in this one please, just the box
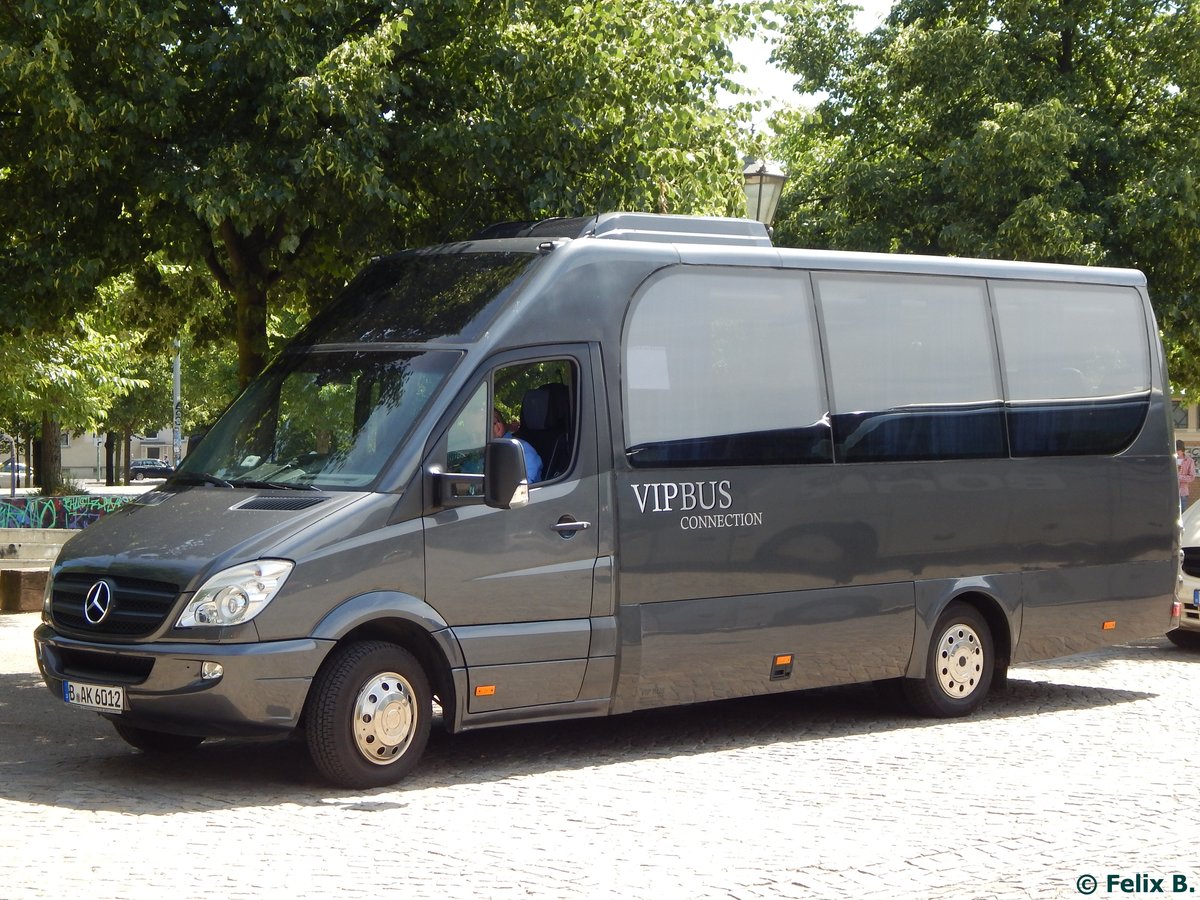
[1178,440,1195,512]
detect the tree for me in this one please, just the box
[91,257,248,482]
[0,314,146,492]
[2,1,758,389]
[0,254,233,490]
[769,0,1200,389]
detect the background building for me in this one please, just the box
[59,428,184,480]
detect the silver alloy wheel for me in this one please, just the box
[352,671,417,765]
[935,622,984,699]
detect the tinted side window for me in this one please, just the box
[993,282,1150,456]
[623,268,830,467]
[498,359,577,482]
[444,358,577,484]
[816,274,1004,462]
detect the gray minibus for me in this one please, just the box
[34,213,1180,788]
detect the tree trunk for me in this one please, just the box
[234,283,269,389]
[39,411,63,494]
[105,431,117,485]
[203,220,275,389]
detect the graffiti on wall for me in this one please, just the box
[0,495,137,530]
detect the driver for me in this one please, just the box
[493,408,542,483]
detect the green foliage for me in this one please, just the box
[403,0,755,234]
[1,0,759,394]
[0,314,147,432]
[769,0,1200,390]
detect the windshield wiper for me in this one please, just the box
[228,479,322,492]
[168,472,235,488]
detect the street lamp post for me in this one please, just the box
[742,158,788,227]
[173,339,182,468]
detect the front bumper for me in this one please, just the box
[34,624,335,738]
[1175,566,1200,633]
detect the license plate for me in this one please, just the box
[63,680,125,713]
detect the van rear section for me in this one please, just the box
[35,213,1178,788]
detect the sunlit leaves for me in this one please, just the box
[769,0,1200,388]
[1,0,760,394]
[0,314,147,432]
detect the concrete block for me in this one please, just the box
[1,568,48,612]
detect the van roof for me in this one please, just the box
[471,212,772,248]
[463,212,1144,285]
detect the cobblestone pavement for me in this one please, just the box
[2,609,1197,900]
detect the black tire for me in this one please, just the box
[132,472,144,481]
[1167,628,1200,650]
[111,721,205,753]
[305,641,432,789]
[902,602,994,717]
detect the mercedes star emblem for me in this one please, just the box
[83,581,114,625]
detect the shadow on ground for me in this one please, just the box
[0,639,1162,814]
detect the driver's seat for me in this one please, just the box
[517,383,572,479]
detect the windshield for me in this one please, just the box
[176,349,458,490]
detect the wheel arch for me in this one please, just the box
[309,591,462,723]
[908,577,1018,683]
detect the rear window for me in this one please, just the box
[993,282,1151,456]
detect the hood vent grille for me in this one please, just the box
[236,496,329,512]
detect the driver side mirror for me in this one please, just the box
[485,439,529,509]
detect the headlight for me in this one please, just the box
[175,560,294,628]
[41,574,54,624]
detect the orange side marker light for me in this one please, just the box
[1102,620,1117,631]
[769,653,794,681]
[475,685,496,697]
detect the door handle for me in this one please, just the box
[550,518,591,533]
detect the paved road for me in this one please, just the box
[1,609,1196,900]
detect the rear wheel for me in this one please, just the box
[902,602,994,717]
[111,721,205,753]
[1167,628,1200,650]
[305,641,432,789]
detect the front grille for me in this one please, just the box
[57,646,154,684]
[1185,548,1200,579]
[51,572,181,638]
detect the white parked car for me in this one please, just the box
[0,460,29,481]
[1171,502,1200,648]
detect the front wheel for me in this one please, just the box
[305,641,432,789]
[111,721,205,753]
[902,602,995,717]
